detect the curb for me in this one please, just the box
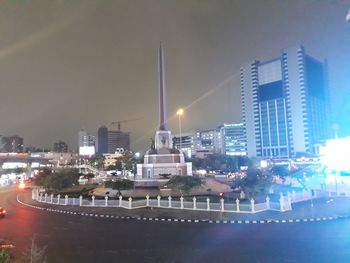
[16,195,350,225]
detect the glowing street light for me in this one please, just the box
[346,9,350,22]
[176,108,184,116]
[18,182,25,190]
[176,108,184,151]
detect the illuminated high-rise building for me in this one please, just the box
[240,45,329,158]
[78,129,96,156]
[97,126,108,154]
[220,123,246,156]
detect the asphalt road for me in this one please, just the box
[1,187,350,263]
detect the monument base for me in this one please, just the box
[137,159,192,180]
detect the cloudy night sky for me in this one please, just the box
[0,0,349,152]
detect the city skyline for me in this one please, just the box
[0,0,349,152]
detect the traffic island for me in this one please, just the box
[17,190,350,224]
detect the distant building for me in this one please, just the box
[78,130,96,156]
[200,129,224,154]
[173,128,226,159]
[53,140,68,153]
[220,123,247,156]
[97,126,108,154]
[41,152,78,166]
[187,129,224,158]
[172,124,247,158]
[240,45,329,158]
[103,152,123,168]
[172,132,196,158]
[107,130,130,153]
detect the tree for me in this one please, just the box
[106,151,140,174]
[1,135,24,153]
[190,154,224,171]
[190,154,248,173]
[225,155,248,172]
[42,170,80,192]
[231,167,272,198]
[166,176,203,195]
[90,154,105,170]
[271,165,290,178]
[33,169,52,186]
[121,151,139,173]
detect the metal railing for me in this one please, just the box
[31,188,320,214]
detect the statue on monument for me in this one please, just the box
[161,136,167,146]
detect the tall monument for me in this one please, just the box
[136,43,192,180]
[155,43,172,151]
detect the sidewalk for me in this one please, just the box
[18,190,350,223]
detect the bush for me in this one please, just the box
[0,239,12,263]
[0,251,11,263]
[104,179,134,190]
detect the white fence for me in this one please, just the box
[32,188,321,214]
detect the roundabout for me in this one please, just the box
[1,187,350,263]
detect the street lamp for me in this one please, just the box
[176,108,184,152]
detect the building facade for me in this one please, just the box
[172,132,196,158]
[107,130,130,153]
[173,128,228,158]
[240,45,329,158]
[220,123,247,156]
[78,130,96,156]
[97,126,108,154]
[199,129,224,155]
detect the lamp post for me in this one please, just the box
[176,108,184,152]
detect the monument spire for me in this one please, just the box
[158,42,168,131]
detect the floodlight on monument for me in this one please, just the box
[176,108,184,151]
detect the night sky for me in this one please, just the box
[0,0,349,152]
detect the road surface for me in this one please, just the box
[1,187,350,262]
